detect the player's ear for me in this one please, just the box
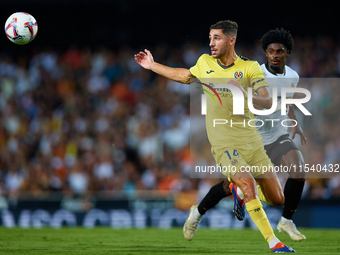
[230,36,236,46]
[286,50,290,57]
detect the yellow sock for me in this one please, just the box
[246,198,276,243]
[257,185,274,206]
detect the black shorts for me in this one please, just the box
[264,134,299,166]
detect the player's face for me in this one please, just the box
[209,29,234,58]
[265,43,290,74]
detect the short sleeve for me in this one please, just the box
[189,55,205,78]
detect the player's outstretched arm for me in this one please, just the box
[134,49,192,84]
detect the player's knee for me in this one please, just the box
[237,178,257,201]
[271,192,285,206]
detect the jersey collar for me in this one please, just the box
[265,62,286,76]
[217,56,240,69]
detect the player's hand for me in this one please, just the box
[134,49,154,70]
[291,124,308,145]
[227,80,246,96]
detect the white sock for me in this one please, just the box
[268,237,281,249]
[193,207,202,220]
[236,187,245,200]
[280,216,292,224]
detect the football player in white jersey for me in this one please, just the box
[184,28,307,242]
[256,28,307,241]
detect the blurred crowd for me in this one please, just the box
[0,35,340,201]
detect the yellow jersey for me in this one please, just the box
[189,54,269,150]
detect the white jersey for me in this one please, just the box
[256,64,299,145]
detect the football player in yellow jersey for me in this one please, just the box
[195,28,307,243]
[189,53,270,149]
[135,20,295,253]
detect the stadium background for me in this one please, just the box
[0,0,339,229]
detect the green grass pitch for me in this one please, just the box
[0,228,339,254]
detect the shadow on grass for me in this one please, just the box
[111,245,250,254]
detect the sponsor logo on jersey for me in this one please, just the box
[197,82,222,106]
[206,70,214,74]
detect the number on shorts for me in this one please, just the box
[225,149,240,159]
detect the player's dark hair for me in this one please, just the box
[210,20,238,37]
[260,28,294,52]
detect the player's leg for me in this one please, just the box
[240,141,295,251]
[183,180,231,241]
[281,149,305,219]
[278,149,306,241]
[183,147,249,241]
[183,148,239,241]
[255,171,285,206]
[248,141,285,206]
[230,170,295,253]
[197,179,232,215]
[226,142,284,217]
